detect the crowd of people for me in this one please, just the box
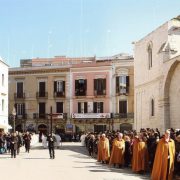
[0,131,32,158]
[83,128,180,180]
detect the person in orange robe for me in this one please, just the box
[109,133,125,168]
[132,133,148,174]
[151,130,175,180]
[97,133,110,164]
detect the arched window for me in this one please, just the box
[151,99,155,116]
[147,43,153,69]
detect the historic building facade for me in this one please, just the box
[134,16,180,132]
[9,54,134,134]
[0,57,10,132]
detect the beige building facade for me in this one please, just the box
[9,54,134,134]
[134,16,180,132]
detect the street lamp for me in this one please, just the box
[12,107,16,133]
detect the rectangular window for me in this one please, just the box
[2,74,4,86]
[93,102,103,113]
[119,100,127,115]
[78,102,87,113]
[116,76,129,94]
[15,103,25,115]
[17,82,23,98]
[39,82,46,97]
[75,79,87,96]
[39,102,46,118]
[94,78,106,95]
[2,99,4,111]
[54,81,65,97]
[56,102,63,113]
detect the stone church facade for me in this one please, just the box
[134,16,180,132]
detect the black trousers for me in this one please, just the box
[11,149,16,158]
[49,147,55,158]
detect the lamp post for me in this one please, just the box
[12,107,16,133]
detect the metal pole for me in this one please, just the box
[13,115,15,133]
[50,106,52,136]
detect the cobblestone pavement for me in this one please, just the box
[0,142,150,180]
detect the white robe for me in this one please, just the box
[42,135,47,148]
[80,134,86,146]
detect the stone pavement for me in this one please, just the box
[0,142,150,180]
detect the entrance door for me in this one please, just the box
[38,124,47,142]
[94,125,106,133]
[120,123,132,132]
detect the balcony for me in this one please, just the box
[116,87,129,95]
[16,114,27,120]
[33,113,47,119]
[36,92,48,99]
[94,90,106,96]
[54,91,65,98]
[14,93,25,100]
[75,89,86,96]
[112,113,134,119]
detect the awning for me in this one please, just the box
[0,123,12,130]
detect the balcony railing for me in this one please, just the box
[14,93,25,99]
[16,114,27,120]
[54,91,65,98]
[33,113,47,119]
[112,113,134,119]
[36,92,48,99]
[94,90,106,96]
[75,89,86,96]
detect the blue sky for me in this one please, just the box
[0,0,180,67]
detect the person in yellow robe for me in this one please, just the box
[151,129,175,180]
[109,133,125,168]
[97,133,110,164]
[132,133,148,174]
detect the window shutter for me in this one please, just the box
[93,102,97,113]
[63,81,65,94]
[78,102,81,113]
[84,79,87,91]
[116,76,119,93]
[54,81,57,92]
[75,80,79,95]
[84,102,87,113]
[103,79,106,90]
[94,79,97,91]
[126,76,129,93]
[22,103,25,114]
[100,102,103,113]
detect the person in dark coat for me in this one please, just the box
[47,134,56,159]
[124,135,132,167]
[23,132,31,153]
[10,133,19,158]
[16,132,23,155]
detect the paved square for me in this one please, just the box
[0,143,149,180]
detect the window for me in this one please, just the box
[119,101,127,114]
[39,103,46,118]
[2,74,4,86]
[116,76,129,94]
[148,44,153,69]
[39,82,46,97]
[54,81,65,97]
[56,102,63,113]
[94,79,106,95]
[151,99,155,116]
[2,99,4,111]
[93,102,103,113]
[75,79,87,96]
[78,102,87,113]
[15,103,25,115]
[17,82,24,98]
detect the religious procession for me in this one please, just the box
[83,128,180,180]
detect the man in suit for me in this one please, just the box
[10,132,19,158]
[47,134,56,159]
